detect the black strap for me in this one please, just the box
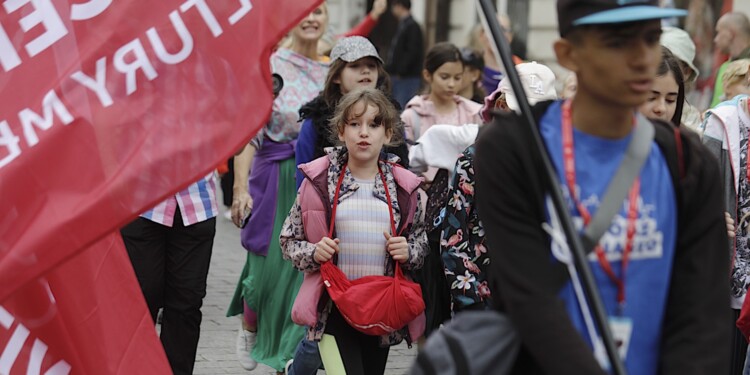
[581,113,655,252]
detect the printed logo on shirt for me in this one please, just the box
[569,192,664,262]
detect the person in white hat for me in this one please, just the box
[661,26,703,131]
[480,62,558,121]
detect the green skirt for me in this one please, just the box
[227,157,304,371]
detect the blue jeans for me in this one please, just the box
[287,335,321,375]
[391,77,422,109]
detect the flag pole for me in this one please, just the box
[475,1,627,374]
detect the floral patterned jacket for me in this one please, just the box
[440,145,492,311]
[280,147,428,346]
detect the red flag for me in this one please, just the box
[0,0,322,300]
[0,0,322,373]
[0,233,171,374]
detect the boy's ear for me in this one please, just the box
[422,69,431,83]
[554,38,579,73]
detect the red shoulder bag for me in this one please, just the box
[320,163,425,336]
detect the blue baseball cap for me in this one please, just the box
[558,0,688,36]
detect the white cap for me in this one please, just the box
[481,62,558,120]
[660,26,699,82]
[500,62,558,112]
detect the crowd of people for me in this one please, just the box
[119,0,750,374]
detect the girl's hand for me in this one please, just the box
[314,237,340,263]
[384,232,408,264]
[726,212,736,239]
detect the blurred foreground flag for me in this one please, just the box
[0,0,321,373]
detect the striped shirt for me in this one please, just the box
[336,178,391,280]
[141,173,218,227]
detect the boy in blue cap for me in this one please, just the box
[475,1,731,374]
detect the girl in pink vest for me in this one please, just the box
[280,88,428,375]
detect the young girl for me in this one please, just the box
[401,42,482,142]
[401,42,481,338]
[638,47,685,126]
[287,35,408,375]
[296,35,408,191]
[280,88,428,375]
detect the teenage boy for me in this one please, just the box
[475,1,731,374]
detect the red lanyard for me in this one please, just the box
[328,162,397,238]
[561,100,640,309]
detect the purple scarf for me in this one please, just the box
[240,139,296,256]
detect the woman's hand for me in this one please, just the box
[384,232,408,263]
[231,189,253,228]
[314,237,340,263]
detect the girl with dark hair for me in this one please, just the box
[401,42,481,340]
[401,42,481,143]
[638,47,685,126]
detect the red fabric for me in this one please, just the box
[320,261,425,336]
[0,0,322,300]
[0,233,171,374]
[0,0,322,372]
[217,160,229,175]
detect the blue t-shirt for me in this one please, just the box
[540,101,677,374]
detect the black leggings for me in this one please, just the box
[324,306,390,375]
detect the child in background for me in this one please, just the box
[638,47,685,126]
[458,47,486,104]
[441,62,558,314]
[400,42,481,338]
[280,88,428,375]
[401,42,482,143]
[723,59,750,102]
[296,36,408,191]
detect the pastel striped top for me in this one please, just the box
[335,178,391,280]
[141,173,217,227]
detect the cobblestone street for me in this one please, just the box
[192,208,417,374]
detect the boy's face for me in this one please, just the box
[559,20,663,108]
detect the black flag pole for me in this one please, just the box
[475,1,627,374]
